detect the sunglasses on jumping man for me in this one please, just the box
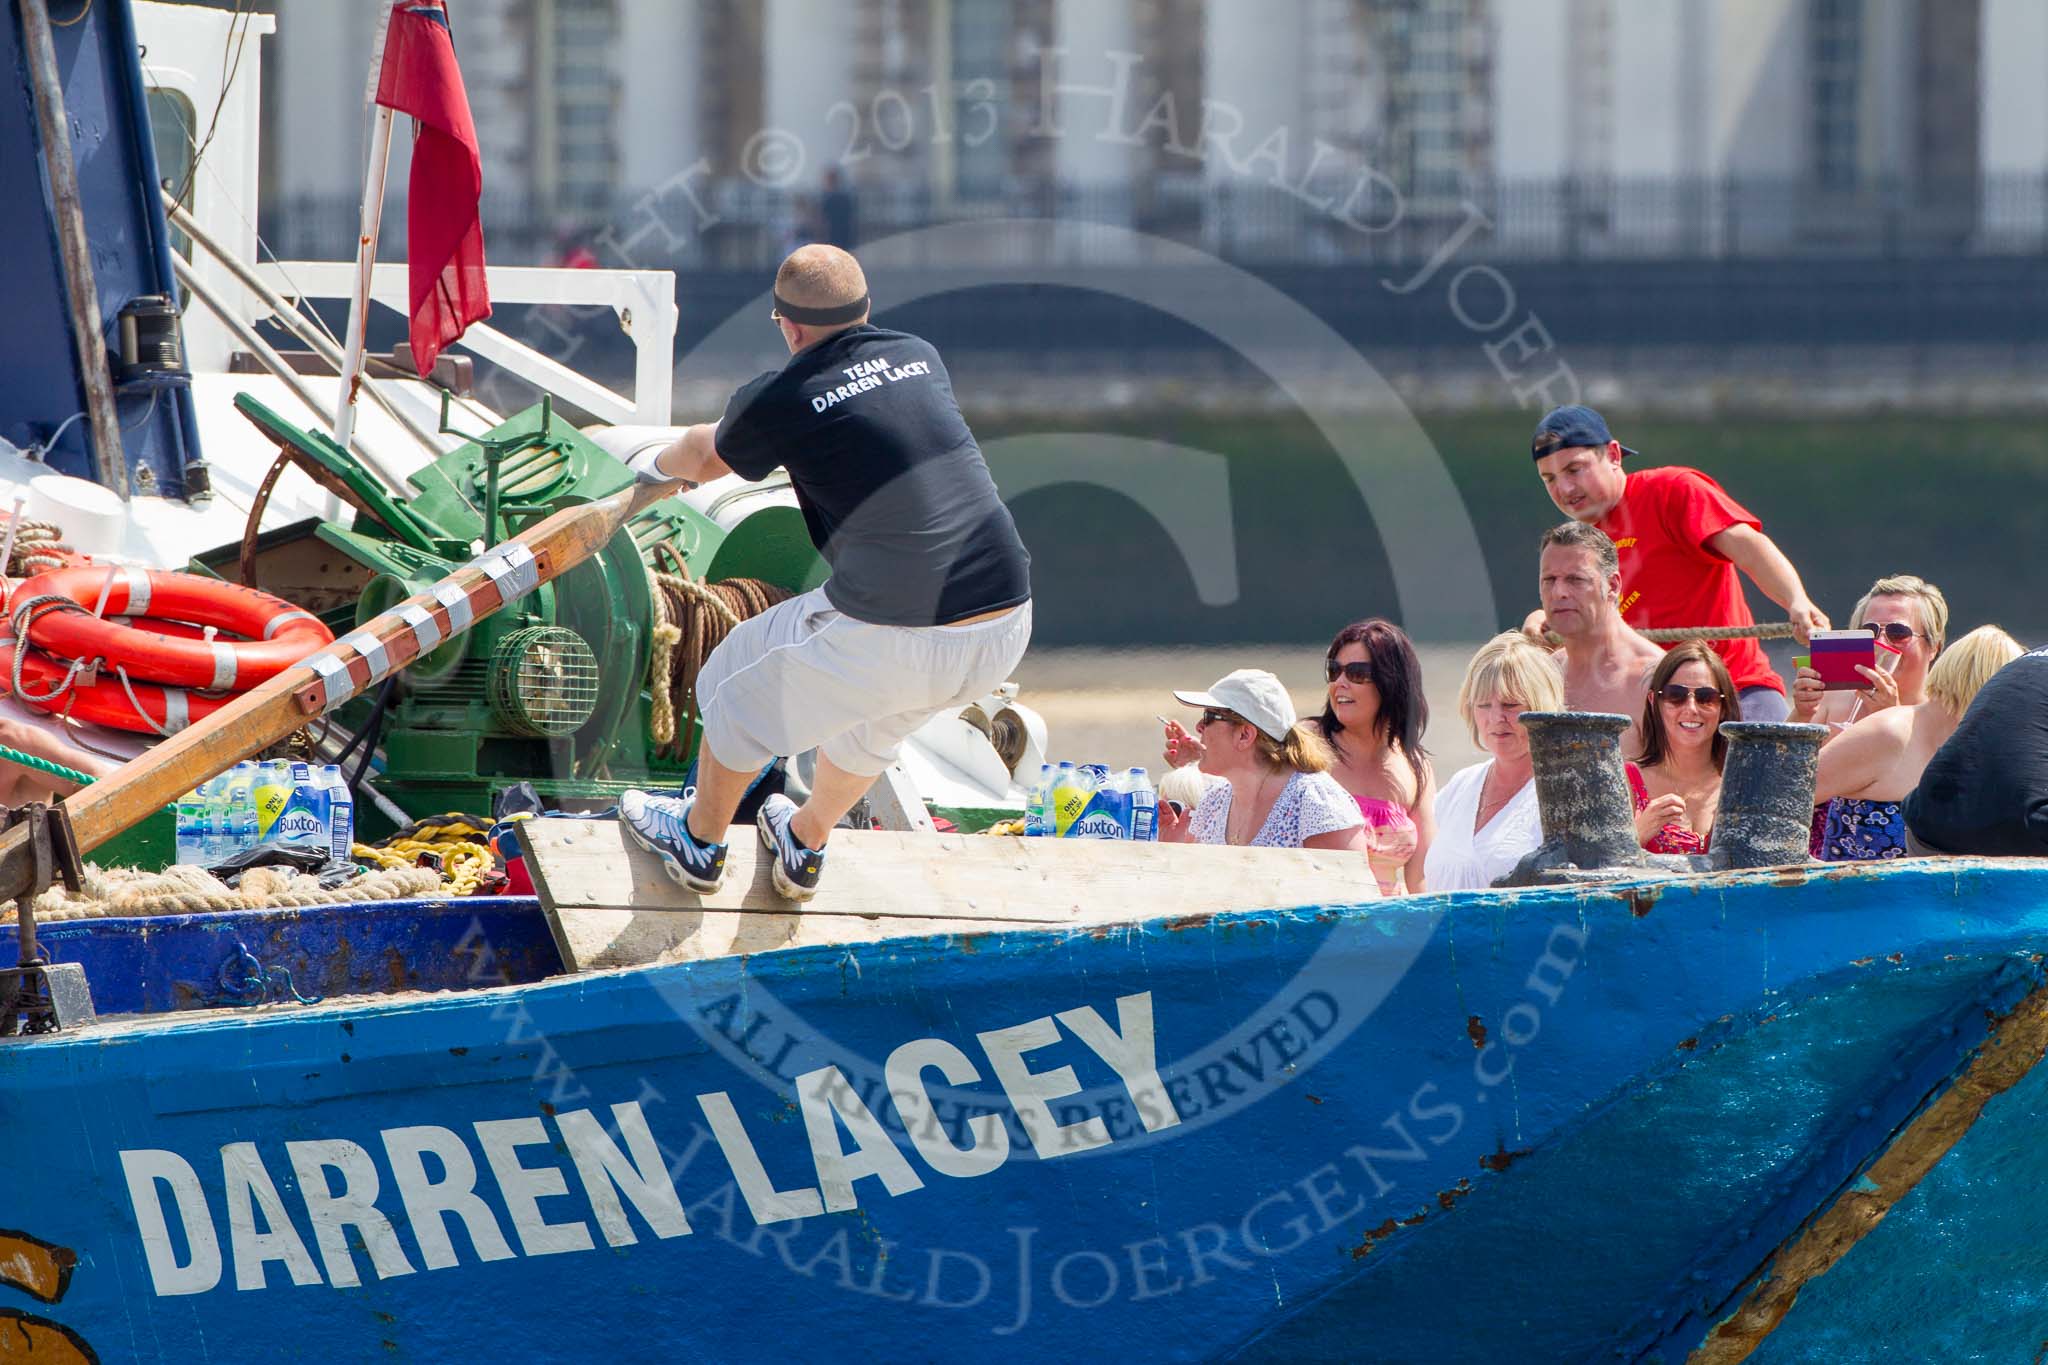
[1325,660,1373,684]
[1658,683,1722,708]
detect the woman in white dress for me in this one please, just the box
[1156,668,1369,856]
[1423,633,1564,891]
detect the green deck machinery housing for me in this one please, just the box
[225,394,823,820]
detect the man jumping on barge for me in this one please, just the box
[619,245,1033,901]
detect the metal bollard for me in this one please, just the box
[1497,712,1651,885]
[1711,721,1828,870]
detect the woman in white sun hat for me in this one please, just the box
[1157,668,1369,857]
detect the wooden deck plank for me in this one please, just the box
[523,818,1377,970]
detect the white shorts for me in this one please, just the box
[694,587,1033,778]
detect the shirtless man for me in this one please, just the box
[1536,522,1664,757]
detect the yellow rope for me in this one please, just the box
[354,813,498,897]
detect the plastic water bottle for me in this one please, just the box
[1124,767,1158,842]
[269,762,329,854]
[322,764,354,863]
[1024,763,1052,837]
[198,776,229,863]
[225,763,257,856]
[253,760,291,843]
[1049,761,1092,838]
[174,785,209,865]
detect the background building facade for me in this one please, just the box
[256,0,2048,263]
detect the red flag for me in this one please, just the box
[375,1,490,375]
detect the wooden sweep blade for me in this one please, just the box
[0,478,682,907]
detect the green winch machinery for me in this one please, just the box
[219,394,824,822]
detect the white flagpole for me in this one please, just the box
[334,4,399,452]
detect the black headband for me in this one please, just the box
[772,291,870,326]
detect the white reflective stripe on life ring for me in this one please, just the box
[396,602,442,654]
[121,566,151,616]
[262,610,320,640]
[432,581,474,634]
[161,686,189,733]
[209,642,237,692]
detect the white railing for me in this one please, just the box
[253,262,678,427]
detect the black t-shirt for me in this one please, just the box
[1905,647,2048,856]
[714,325,1031,627]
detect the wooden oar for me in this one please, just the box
[0,478,684,906]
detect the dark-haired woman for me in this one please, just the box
[1312,620,1437,894]
[1626,640,1741,855]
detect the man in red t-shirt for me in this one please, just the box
[1523,404,1828,723]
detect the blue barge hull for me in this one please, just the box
[3,860,2047,1362]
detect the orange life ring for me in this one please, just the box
[1,645,228,734]
[13,567,332,690]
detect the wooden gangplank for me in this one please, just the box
[522,818,1379,971]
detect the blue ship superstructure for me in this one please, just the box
[0,0,199,495]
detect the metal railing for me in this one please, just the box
[261,173,2048,271]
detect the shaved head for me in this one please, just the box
[775,244,869,313]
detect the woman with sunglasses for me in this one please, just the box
[1790,575,1948,736]
[1156,669,1369,857]
[1628,641,1742,855]
[1310,620,1437,894]
[1811,625,2023,861]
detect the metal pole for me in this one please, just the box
[334,104,397,453]
[163,194,446,461]
[172,255,414,494]
[20,0,129,498]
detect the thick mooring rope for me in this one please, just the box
[645,546,792,760]
[0,862,444,923]
[6,517,69,577]
[1545,621,1801,647]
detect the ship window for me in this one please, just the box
[147,86,197,260]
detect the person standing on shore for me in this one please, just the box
[1524,404,1827,722]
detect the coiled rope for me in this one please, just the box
[353,812,500,898]
[644,544,792,761]
[4,516,69,577]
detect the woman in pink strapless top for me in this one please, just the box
[1313,620,1436,894]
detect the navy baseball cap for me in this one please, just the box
[1531,404,1637,460]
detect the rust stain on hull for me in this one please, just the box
[1691,980,2048,1365]
[0,1231,76,1305]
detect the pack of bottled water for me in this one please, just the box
[1023,762,1156,841]
[174,761,355,867]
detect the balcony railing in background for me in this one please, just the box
[260,173,2048,271]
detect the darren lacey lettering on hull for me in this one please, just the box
[118,992,1179,1296]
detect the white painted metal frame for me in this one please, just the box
[255,261,679,427]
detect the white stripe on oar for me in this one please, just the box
[432,581,474,633]
[396,602,442,654]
